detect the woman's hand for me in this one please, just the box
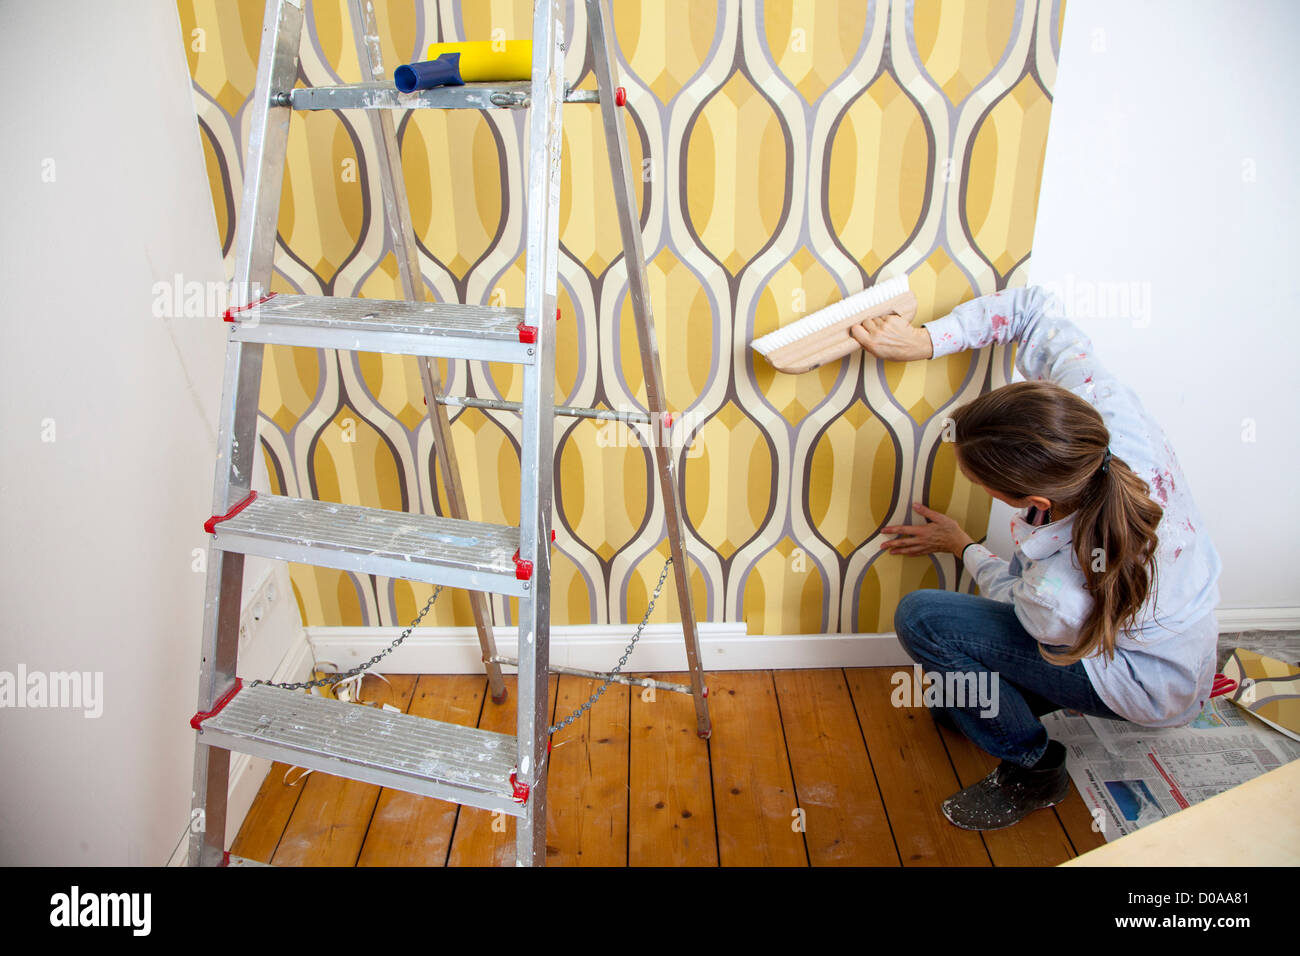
[849,312,934,361]
[881,503,974,557]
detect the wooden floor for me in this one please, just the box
[231,669,1106,866]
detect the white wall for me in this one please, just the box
[1011,0,1300,616]
[0,2,303,865]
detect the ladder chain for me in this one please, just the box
[547,556,672,736]
[249,554,674,731]
[251,586,443,692]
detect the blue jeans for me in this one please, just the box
[893,589,1124,768]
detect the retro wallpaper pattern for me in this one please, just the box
[177,0,1065,634]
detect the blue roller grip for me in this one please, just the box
[393,53,464,93]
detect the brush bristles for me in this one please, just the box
[751,275,911,356]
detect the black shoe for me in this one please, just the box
[941,740,1069,831]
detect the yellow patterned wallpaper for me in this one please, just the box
[177,0,1066,634]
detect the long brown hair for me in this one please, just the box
[950,381,1163,664]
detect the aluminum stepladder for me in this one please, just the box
[189,0,711,868]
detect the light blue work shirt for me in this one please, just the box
[923,285,1223,728]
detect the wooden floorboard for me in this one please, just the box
[628,671,717,866]
[845,667,991,865]
[355,673,486,866]
[228,761,305,863]
[773,668,899,865]
[546,676,630,866]
[229,666,1095,866]
[707,671,807,866]
[444,674,560,867]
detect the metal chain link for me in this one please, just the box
[250,556,673,734]
[252,586,443,693]
[548,556,672,735]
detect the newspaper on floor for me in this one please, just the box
[1043,697,1300,842]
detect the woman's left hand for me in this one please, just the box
[880,503,975,557]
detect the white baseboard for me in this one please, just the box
[305,621,914,672]
[1215,608,1300,632]
[166,627,315,867]
[304,606,1300,677]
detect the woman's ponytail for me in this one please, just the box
[1045,450,1163,665]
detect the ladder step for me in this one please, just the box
[211,494,531,597]
[285,81,599,112]
[487,656,697,696]
[197,683,526,817]
[437,394,654,424]
[227,294,536,364]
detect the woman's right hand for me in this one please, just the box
[849,312,933,361]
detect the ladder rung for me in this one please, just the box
[487,657,697,696]
[284,81,599,112]
[210,494,530,597]
[197,683,526,817]
[437,394,653,424]
[227,294,536,364]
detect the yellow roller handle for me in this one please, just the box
[425,41,533,82]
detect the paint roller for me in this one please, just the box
[750,274,918,374]
[395,40,533,93]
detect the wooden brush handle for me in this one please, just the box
[781,335,862,373]
[767,292,918,373]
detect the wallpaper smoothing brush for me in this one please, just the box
[751,274,917,374]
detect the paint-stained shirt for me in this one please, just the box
[922,285,1222,728]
